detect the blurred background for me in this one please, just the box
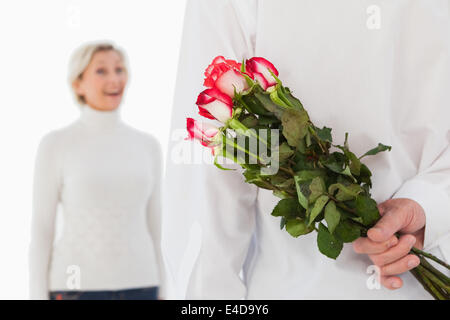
[0,0,187,299]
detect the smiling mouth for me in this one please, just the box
[104,91,122,97]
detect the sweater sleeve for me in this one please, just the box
[29,131,62,300]
[145,137,168,299]
[164,0,259,299]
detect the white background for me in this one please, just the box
[0,0,187,299]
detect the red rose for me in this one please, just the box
[186,118,221,154]
[245,57,279,90]
[204,56,249,98]
[196,88,233,123]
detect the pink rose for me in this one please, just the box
[204,56,249,98]
[186,118,221,154]
[245,57,279,90]
[196,88,233,123]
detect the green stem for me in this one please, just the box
[223,135,263,164]
[412,247,450,270]
[410,268,439,300]
[279,166,295,177]
[415,266,447,300]
[416,255,450,285]
[228,118,269,150]
[416,265,450,294]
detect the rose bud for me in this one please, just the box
[196,88,233,123]
[185,118,221,154]
[204,55,249,98]
[245,57,279,90]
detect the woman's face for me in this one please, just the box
[74,50,128,111]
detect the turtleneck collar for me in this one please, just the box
[79,106,122,130]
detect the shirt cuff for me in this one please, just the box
[391,178,450,261]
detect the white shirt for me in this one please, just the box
[29,106,166,299]
[164,0,450,299]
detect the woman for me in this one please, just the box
[29,41,166,300]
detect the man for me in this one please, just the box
[164,0,450,299]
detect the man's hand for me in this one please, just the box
[352,198,425,290]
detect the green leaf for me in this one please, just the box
[348,151,361,176]
[270,88,292,109]
[335,144,361,176]
[295,169,326,182]
[358,163,373,188]
[337,184,363,201]
[320,152,346,173]
[328,183,363,201]
[324,201,340,234]
[283,87,304,110]
[309,176,326,203]
[276,178,295,189]
[276,86,295,108]
[241,94,274,116]
[273,190,292,199]
[239,114,258,128]
[292,153,316,170]
[243,169,271,189]
[341,166,357,182]
[258,115,280,126]
[294,176,309,210]
[317,223,343,259]
[281,109,310,147]
[253,92,285,119]
[271,198,304,220]
[305,131,312,147]
[276,142,295,163]
[308,195,329,226]
[315,126,332,143]
[355,195,381,226]
[241,59,246,73]
[360,143,392,159]
[334,219,361,242]
[297,138,306,154]
[321,151,356,182]
[286,219,314,237]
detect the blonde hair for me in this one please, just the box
[68,41,128,105]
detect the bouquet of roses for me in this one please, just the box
[185,56,450,299]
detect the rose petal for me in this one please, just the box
[215,69,249,98]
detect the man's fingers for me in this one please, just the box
[368,234,416,266]
[367,208,411,242]
[377,202,387,216]
[379,254,420,277]
[380,275,403,290]
[353,235,398,254]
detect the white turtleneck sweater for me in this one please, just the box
[29,106,166,300]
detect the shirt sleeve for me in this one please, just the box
[145,137,168,299]
[163,0,259,299]
[390,1,450,262]
[392,146,450,260]
[29,131,62,300]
